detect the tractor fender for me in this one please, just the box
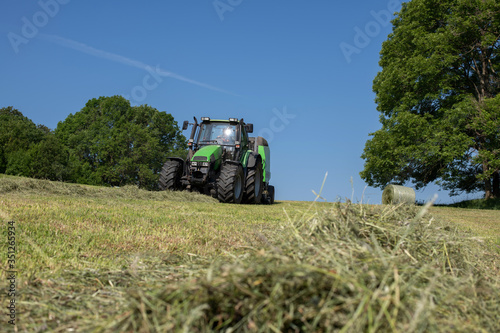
[166,157,185,165]
[166,157,186,174]
[246,153,262,169]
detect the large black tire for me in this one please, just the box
[159,160,183,191]
[244,161,263,204]
[217,163,244,204]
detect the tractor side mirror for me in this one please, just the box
[182,120,189,130]
[245,123,253,133]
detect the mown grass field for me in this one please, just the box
[1,175,499,332]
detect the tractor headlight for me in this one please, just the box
[229,118,238,122]
[202,162,209,167]
[191,161,198,167]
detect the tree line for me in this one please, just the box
[0,96,186,190]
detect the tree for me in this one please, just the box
[29,134,70,181]
[361,0,500,198]
[55,96,186,189]
[0,106,45,176]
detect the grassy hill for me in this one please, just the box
[1,175,499,332]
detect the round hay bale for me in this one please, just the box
[382,185,415,205]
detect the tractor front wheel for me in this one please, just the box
[159,160,183,191]
[217,163,244,204]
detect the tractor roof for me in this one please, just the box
[201,117,242,124]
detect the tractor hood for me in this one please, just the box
[192,145,222,169]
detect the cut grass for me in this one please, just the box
[0,176,499,332]
[109,203,500,332]
[0,173,217,203]
[431,207,500,239]
[431,206,500,256]
[0,191,288,273]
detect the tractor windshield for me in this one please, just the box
[198,123,237,146]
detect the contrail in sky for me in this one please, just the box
[39,34,239,96]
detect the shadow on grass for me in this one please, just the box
[447,198,500,210]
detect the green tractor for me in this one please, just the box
[159,117,274,204]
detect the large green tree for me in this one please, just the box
[29,134,70,181]
[0,106,45,176]
[1,106,70,180]
[361,0,500,198]
[55,96,186,189]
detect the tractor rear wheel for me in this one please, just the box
[244,161,263,204]
[217,163,244,204]
[159,160,183,191]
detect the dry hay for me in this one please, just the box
[382,184,416,205]
[102,202,500,332]
[0,175,216,203]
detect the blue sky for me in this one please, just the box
[0,0,481,204]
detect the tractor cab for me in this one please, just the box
[198,122,237,147]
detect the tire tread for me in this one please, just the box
[159,160,182,191]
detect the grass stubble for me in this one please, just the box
[0,175,499,332]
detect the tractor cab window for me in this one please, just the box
[198,123,237,146]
